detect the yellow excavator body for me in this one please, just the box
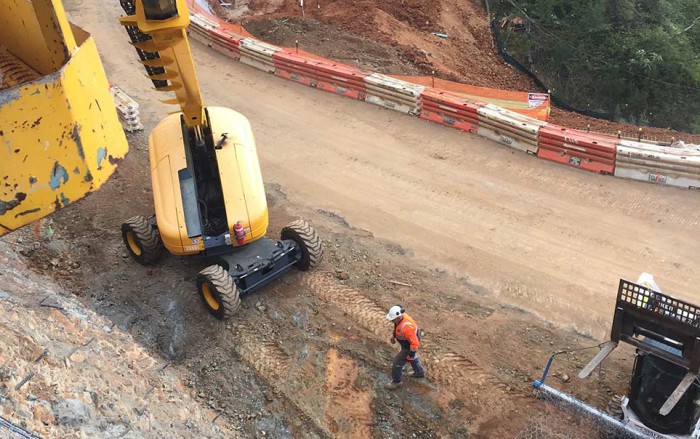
[0,0,128,235]
[149,106,268,255]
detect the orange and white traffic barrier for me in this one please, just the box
[420,88,483,134]
[315,61,370,100]
[272,51,320,87]
[364,73,424,115]
[615,140,700,189]
[537,125,617,175]
[239,38,281,73]
[184,3,700,192]
[207,27,242,58]
[477,104,545,155]
[188,13,241,58]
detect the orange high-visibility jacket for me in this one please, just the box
[394,313,420,351]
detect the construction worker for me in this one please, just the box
[385,305,425,389]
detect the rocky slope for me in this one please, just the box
[0,238,238,438]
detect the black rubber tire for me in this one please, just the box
[281,219,323,271]
[196,265,241,320]
[121,215,163,265]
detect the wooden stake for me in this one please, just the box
[389,280,413,287]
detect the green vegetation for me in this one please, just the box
[498,0,700,133]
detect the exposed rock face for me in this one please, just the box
[52,399,92,428]
[0,240,238,438]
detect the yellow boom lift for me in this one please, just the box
[118,0,323,319]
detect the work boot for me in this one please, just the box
[384,381,402,390]
[408,371,425,379]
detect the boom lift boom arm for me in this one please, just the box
[119,0,205,129]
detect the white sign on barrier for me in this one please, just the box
[528,93,548,108]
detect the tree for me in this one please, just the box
[498,0,700,133]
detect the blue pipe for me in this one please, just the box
[538,352,556,385]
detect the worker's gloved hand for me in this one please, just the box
[390,337,396,345]
[407,350,417,361]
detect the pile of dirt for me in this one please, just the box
[245,18,423,74]
[213,0,531,90]
[211,0,700,142]
[0,238,238,438]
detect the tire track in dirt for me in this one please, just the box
[161,270,531,431]
[232,323,291,381]
[305,272,496,386]
[476,151,698,231]
[156,270,480,434]
[518,169,697,229]
[160,271,196,305]
[227,313,374,437]
[305,272,533,404]
[324,348,374,437]
[306,272,387,335]
[158,272,331,434]
[163,269,532,413]
[423,352,494,388]
[152,270,335,436]
[228,321,335,437]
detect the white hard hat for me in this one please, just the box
[637,272,662,293]
[386,305,404,321]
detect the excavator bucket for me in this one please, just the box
[0,0,128,236]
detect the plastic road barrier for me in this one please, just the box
[615,140,700,189]
[477,104,546,154]
[273,51,320,87]
[315,61,370,100]
[420,88,483,134]
[364,73,425,115]
[537,125,617,175]
[188,14,241,59]
[239,38,281,73]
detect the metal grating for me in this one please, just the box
[618,281,699,329]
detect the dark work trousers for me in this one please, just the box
[392,349,425,383]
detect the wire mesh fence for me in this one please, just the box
[516,386,643,439]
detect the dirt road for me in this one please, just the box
[31,1,700,436]
[84,0,700,336]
